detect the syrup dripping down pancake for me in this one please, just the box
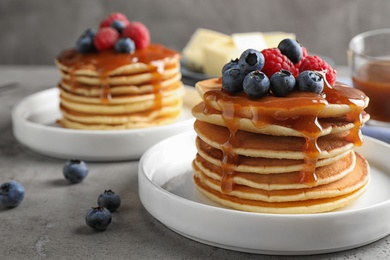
[193,153,369,213]
[55,45,185,130]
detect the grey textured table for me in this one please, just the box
[1,65,389,259]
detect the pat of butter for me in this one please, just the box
[203,38,242,77]
[232,32,268,52]
[262,32,296,48]
[182,28,230,71]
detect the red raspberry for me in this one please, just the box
[93,27,120,51]
[99,12,130,28]
[122,21,150,49]
[299,55,337,86]
[261,48,298,78]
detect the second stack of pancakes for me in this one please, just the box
[55,45,184,130]
[192,78,370,214]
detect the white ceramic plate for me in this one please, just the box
[139,132,390,255]
[12,86,200,161]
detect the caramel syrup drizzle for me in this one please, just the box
[57,45,179,108]
[203,78,366,193]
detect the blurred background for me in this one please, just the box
[1,0,390,66]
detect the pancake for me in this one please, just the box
[193,149,356,190]
[194,175,368,214]
[196,136,351,174]
[194,152,368,203]
[55,45,185,130]
[194,120,354,159]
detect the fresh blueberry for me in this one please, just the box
[238,49,265,74]
[110,20,126,33]
[222,67,246,93]
[0,180,25,208]
[277,38,303,64]
[75,28,96,54]
[115,38,136,53]
[296,70,324,94]
[270,69,296,97]
[97,190,121,212]
[222,58,239,75]
[63,159,88,184]
[243,70,270,98]
[85,207,112,231]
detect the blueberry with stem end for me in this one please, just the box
[238,49,265,74]
[222,58,239,75]
[243,70,270,99]
[97,190,121,212]
[270,69,296,97]
[296,70,324,94]
[85,207,112,231]
[63,159,88,184]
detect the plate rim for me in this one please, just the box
[11,86,198,161]
[138,131,390,254]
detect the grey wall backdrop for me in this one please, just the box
[1,0,390,66]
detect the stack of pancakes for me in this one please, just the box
[192,78,370,214]
[55,44,184,130]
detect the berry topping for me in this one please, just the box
[277,38,303,64]
[222,68,246,93]
[299,55,336,85]
[75,29,96,54]
[220,38,336,98]
[243,70,270,98]
[85,207,112,231]
[63,159,89,184]
[93,27,120,51]
[115,38,136,53]
[110,20,126,33]
[222,59,239,75]
[296,70,324,94]
[97,190,121,212]
[270,69,296,97]
[0,181,25,208]
[122,21,150,49]
[238,49,265,74]
[261,48,299,79]
[75,13,151,53]
[100,12,130,28]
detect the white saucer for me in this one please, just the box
[139,132,390,255]
[12,86,200,161]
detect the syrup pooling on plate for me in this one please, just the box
[202,79,367,189]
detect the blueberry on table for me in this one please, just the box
[238,49,265,74]
[270,69,296,97]
[97,190,121,212]
[85,207,112,231]
[296,70,324,94]
[63,159,88,184]
[277,38,303,64]
[243,70,270,99]
[0,180,25,208]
